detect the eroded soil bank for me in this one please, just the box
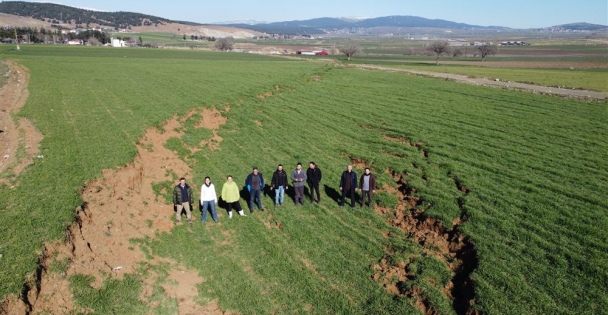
[370,136,480,315]
[1,106,230,315]
[0,60,42,185]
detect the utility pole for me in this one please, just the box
[14,28,20,51]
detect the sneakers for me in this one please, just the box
[187,219,192,224]
[238,210,247,216]
[229,211,233,219]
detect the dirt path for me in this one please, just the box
[1,83,231,314]
[347,64,608,101]
[0,60,42,184]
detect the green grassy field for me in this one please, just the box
[1,45,607,314]
[335,51,608,92]
[363,62,608,92]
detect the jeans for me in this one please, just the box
[201,200,218,222]
[249,189,262,211]
[274,186,285,205]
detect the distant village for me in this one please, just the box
[0,24,572,52]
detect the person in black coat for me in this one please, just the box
[306,161,322,203]
[339,165,357,209]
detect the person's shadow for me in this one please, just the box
[218,197,228,210]
[263,184,272,198]
[285,185,296,204]
[324,184,342,205]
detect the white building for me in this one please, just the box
[111,37,125,48]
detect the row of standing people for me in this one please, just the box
[172,163,377,224]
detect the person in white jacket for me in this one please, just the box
[200,176,219,223]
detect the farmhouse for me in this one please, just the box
[500,41,530,46]
[111,37,126,47]
[296,50,329,55]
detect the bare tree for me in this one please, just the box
[452,48,463,58]
[340,44,361,61]
[477,43,498,61]
[215,38,234,51]
[427,40,451,65]
[88,37,101,46]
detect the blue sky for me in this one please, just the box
[15,0,608,28]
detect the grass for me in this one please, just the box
[400,64,608,92]
[1,44,607,314]
[340,56,608,92]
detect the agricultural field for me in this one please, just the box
[0,45,606,315]
[249,38,608,91]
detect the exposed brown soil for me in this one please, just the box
[370,136,480,315]
[257,91,273,99]
[349,157,369,169]
[1,106,230,314]
[372,170,478,315]
[263,215,283,230]
[0,60,43,185]
[193,107,227,151]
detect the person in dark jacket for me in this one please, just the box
[306,162,322,204]
[270,164,288,206]
[291,162,307,205]
[339,165,357,209]
[173,177,194,224]
[245,167,264,213]
[359,167,377,208]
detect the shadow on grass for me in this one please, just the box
[323,184,341,205]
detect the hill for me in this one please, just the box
[221,15,510,35]
[0,12,51,28]
[0,1,193,28]
[551,22,608,31]
[0,2,262,39]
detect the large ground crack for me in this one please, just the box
[371,136,480,315]
[1,107,230,315]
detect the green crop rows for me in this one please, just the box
[0,45,606,314]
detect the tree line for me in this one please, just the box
[0,1,185,29]
[0,27,111,44]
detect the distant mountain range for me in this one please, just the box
[218,17,608,35]
[1,1,606,35]
[217,16,511,35]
